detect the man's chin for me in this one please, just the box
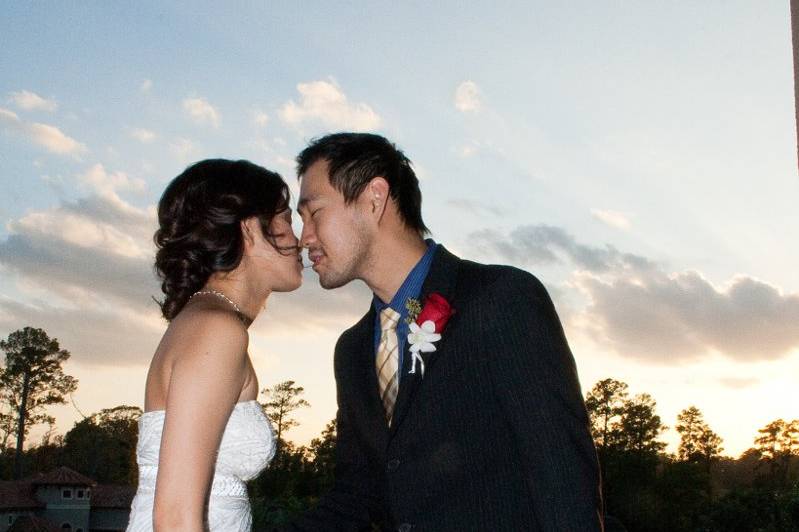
[318,272,352,290]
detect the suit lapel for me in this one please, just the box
[389,245,461,437]
[342,306,389,450]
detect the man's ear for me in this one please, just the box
[366,177,390,216]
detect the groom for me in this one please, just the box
[289,133,602,531]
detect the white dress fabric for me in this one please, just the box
[126,400,276,531]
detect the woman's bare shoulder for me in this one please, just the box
[146,308,250,410]
[152,309,247,380]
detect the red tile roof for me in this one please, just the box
[7,515,60,532]
[30,466,95,487]
[0,481,42,510]
[90,484,135,509]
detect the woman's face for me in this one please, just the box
[247,209,303,292]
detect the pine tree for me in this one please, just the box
[0,327,78,478]
[260,380,310,445]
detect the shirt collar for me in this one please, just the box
[372,239,438,321]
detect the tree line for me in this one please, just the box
[584,378,799,530]
[2,327,797,530]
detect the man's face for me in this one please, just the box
[298,159,371,289]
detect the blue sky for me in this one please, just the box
[1,2,797,455]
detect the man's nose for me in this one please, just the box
[300,223,315,248]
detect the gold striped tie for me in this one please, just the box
[376,307,401,424]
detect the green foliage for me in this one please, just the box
[654,459,712,530]
[584,377,799,531]
[4,364,798,531]
[61,405,142,484]
[0,400,13,451]
[250,383,331,527]
[585,378,628,451]
[0,404,141,484]
[0,327,78,440]
[706,483,799,531]
[251,492,308,530]
[615,393,666,456]
[753,418,799,489]
[0,326,78,477]
[260,380,311,442]
[676,406,704,461]
[676,405,723,477]
[249,416,337,528]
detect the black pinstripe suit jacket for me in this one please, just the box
[286,246,603,531]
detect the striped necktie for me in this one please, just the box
[376,307,401,424]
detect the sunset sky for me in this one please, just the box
[1,3,797,457]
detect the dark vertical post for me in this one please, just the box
[791,0,799,171]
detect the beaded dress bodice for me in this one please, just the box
[126,400,275,531]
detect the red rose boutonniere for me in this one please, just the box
[406,292,455,377]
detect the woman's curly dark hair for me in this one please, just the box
[153,159,290,321]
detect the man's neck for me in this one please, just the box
[364,235,428,304]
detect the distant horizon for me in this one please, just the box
[6,315,792,460]
[2,2,797,460]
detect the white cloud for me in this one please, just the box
[8,90,57,112]
[252,109,269,127]
[274,155,296,173]
[170,137,198,162]
[0,297,164,367]
[79,163,147,197]
[468,224,799,363]
[0,166,371,372]
[591,209,632,230]
[470,224,655,273]
[446,198,504,217]
[182,96,220,127]
[0,107,19,123]
[6,165,152,260]
[10,209,149,259]
[0,107,87,157]
[454,81,481,112]
[0,164,159,367]
[28,123,87,155]
[257,269,371,333]
[140,79,153,93]
[578,271,799,363]
[130,127,156,143]
[279,79,381,131]
[718,377,759,389]
[456,140,481,157]
[1,204,156,308]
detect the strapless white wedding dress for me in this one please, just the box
[126,400,276,531]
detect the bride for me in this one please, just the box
[126,159,302,531]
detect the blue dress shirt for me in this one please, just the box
[373,239,439,381]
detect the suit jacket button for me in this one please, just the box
[386,458,400,472]
[397,524,413,532]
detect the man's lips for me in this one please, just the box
[308,251,325,267]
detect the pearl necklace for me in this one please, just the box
[189,289,242,314]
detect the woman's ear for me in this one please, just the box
[240,217,261,250]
